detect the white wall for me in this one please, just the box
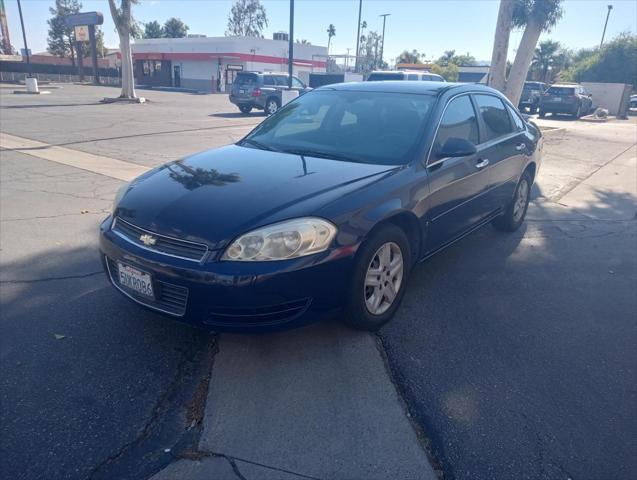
[582,82,631,115]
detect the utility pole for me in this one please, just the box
[288,0,294,87]
[379,13,390,68]
[355,0,362,72]
[599,4,613,49]
[16,0,31,75]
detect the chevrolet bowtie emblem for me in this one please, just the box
[139,234,157,246]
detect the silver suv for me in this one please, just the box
[229,72,310,115]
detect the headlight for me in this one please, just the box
[221,217,337,261]
[112,182,130,212]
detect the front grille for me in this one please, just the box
[106,257,189,316]
[206,298,311,327]
[112,217,208,262]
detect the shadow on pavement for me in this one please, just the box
[0,246,214,480]
[379,187,637,480]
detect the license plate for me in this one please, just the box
[239,89,245,94]
[553,97,562,102]
[117,262,154,299]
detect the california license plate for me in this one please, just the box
[117,262,154,299]
[553,97,562,102]
[240,89,246,94]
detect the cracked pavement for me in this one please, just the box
[1,84,636,480]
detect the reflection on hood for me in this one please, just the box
[167,162,240,190]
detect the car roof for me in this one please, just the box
[320,81,500,96]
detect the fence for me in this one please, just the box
[0,70,121,86]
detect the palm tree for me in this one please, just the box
[532,40,560,82]
[326,24,336,54]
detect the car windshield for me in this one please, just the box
[241,90,436,165]
[235,73,257,86]
[548,86,575,95]
[367,72,404,81]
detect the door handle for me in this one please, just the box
[515,143,526,151]
[476,159,489,169]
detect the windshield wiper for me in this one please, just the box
[283,148,365,164]
[241,138,281,152]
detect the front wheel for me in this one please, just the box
[342,224,411,331]
[265,98,279,115]
[493,171,532,232]
[538,110,546,118]
[529,103,538,114]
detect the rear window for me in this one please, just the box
[548,86,575,95]
[235,73,257,86]
[367,72,404,81]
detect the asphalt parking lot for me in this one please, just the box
[1,84,636,480]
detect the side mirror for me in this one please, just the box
[436,137,477,158]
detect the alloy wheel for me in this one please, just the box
[513,179,529,222]
[267,100,278,115]
[364,242,404,316]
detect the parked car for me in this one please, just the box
[229,72,310,115]
[518,81,547,113]
[367,70,446,82]
[539,83,593,118]
[630,94,637,109]
[102,82,542,332]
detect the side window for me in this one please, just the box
[506,104,525,131]
[474,94,514,142]
[292,77,304,88]
[431,95,479,158]
[263,76,275,86]
[407,74,418,81]
[274,76,289,86]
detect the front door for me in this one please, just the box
[173,65,181,88]
[424,94,492,254]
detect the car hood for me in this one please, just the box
[116,145,398,249]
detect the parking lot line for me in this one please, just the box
[0,132,150,182]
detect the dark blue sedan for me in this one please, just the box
[100,82,542,331]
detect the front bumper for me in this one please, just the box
[99,217,356,331]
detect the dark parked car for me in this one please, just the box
[229,72,310,115]
[367,70,446,82]
[539,83,593,118]
[518,81,547,113]
[101,82,542,331]
[630,94,637,109]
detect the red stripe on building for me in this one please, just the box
[133,51,326,68]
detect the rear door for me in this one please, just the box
[231,72,258,100]
[424,94,492,253]
[473,93,526,212]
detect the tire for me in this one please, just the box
[529,103,538,115]
[538,110,546,118]
[342,224,411,331]
[239,105,252,114]
[265,98,279,115]
[493,170,532,232]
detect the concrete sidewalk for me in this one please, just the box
[152,323,438,480]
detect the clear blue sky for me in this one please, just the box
[5,0,636,63]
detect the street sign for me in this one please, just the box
[20,48,31,57]
[74,25,89,42]
[64,11,103,28]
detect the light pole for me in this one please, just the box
[599,4,613,49]
[355,0,362,72]
[16,0,31,76]
[379,13,390,68]
[288,0,294,87]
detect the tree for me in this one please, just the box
[163,17,189,38]
[396,49,423,64]
[431,63,459,82]
[531,39,560,82]
[327,24,336,54]
[226,0,268,38]
[295,39,311,45]
[504,0,563,104]
[108,0,137,99]
[47,0,82,66]
[488,0,516,91]
[437,50,476,66]
[562,33,637,88]
[143,20,163,39]
[359,30,386,73]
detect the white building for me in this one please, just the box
[132,36,327,92]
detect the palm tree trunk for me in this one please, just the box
[504,16,542,105]
[488,0,515,92]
